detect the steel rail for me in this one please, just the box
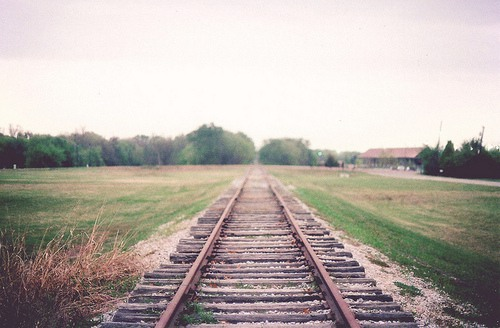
[154,173,249,328]
[268,176,361,328]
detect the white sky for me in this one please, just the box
[1,0,499,151]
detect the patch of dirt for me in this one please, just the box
[132,215,200,271]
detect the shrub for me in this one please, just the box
[325,154,339,167]
[0,225,141,328]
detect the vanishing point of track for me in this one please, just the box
[102,167,417,327]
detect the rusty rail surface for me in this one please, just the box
[154,173,249,328]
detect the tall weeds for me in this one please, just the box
[0,225,141,328]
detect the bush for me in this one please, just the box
[0,226,141,328]
[325,154,339,167]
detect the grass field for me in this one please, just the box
[1,165,498,325]
[268,166,499,326]
[0,166,247,249]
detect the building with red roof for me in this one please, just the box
[358,147,424,170]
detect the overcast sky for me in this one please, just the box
[1,1,499,151]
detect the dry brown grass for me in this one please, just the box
[0,224,141,328]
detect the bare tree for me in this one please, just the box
[9,124,22,138]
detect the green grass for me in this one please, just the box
[394,282,423,297]
[0,166,247,249]
[268,167,499,326]
[180,302,217,325]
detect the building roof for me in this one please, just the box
[358,147,424,159]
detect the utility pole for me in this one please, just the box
[437,121,443,148]
[478,126,485,154]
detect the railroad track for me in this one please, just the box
[101,168,417,327]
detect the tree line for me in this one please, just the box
[0,124,256,168]
[420,138,500,179]
[1,124,360,169]
[258,138,359,168]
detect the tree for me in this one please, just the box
[67,131,107,166]
[115,139,143,166]
[325,154,339,167]
[85,147,105,166]
[439,141,456,176]
[259,138,313,166]
[144,136,164,165]
[142,135,188,166]
[0,135,27,168]
[185,124,255,165]
[421,139,500,179]
[419,146,440,176]
[220,132,255,164]
[338,151,360,165]
[8,124,22,138]
[453,139,499,178]
[186,124,224,164]
[101,137,120,166]
[25,135,72,168]
[170,135,188,164]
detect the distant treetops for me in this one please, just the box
[0,124,360,169]
[0,124,256,168]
